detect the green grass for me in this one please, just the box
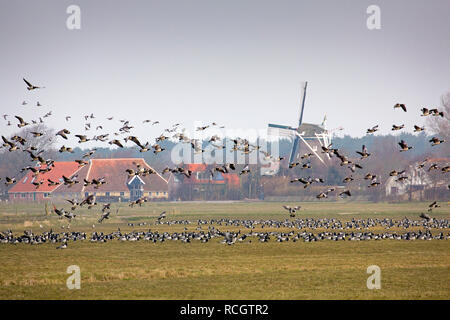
[0,201,449,299]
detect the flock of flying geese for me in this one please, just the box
[0,78,448,248]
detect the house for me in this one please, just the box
[8,158,168,203]
[168,163,241,200]
[385,158,449,200]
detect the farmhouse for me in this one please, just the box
[168,163,241,200]
[385,158,449,201]
[8,158,168,203]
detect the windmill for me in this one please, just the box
[267,82,337,166]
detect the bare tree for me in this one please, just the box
[0,124,56,195]
[426,90,450,142]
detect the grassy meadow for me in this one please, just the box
[0,201,449,299]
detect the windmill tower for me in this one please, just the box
[267,82,337,167]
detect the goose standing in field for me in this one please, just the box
[56,240,67,249]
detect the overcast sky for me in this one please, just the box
[0,0,449,145]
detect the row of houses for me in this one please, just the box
[5,157,448,203]
[7,158,169,203]
[5,158,243,203]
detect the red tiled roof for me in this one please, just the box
[185,163,207,171]
[82,158,168,193]
[8,162,81,193]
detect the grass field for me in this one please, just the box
[0,201,449,299]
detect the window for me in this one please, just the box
[106,192,110,197]
[156,192,159,196]
[120,192,124,196]
[23,177,28,183]
[22,193,26,198]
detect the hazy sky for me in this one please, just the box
[1,0,449,145]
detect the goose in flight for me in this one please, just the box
[339,190,352,198]
[30,131,44,137]
[23,78,44,90]
[75,159,89,167]
[62,175,79,187]
[426,201,440,214]
[1,136,18,152]
[398,140,413,152]
[430,109,444,117]
[239,165,250,175]
[4,177,16,185]
[75,135,90,143]
[389,170,405,176]
[419,212,431,221]
[82,149,97,158]
[59,145,74,153]
[98,211,110,223]
[109,139,124,148]
[47,179,60,187]
[366,125,379,134]
[282,205,301,217]
[157,211,167,222]
[342,176,354,183]
[15,116,28,128]
[392,124,404,131]
[413,125,425,132]
[53,205,65,218]
[429,137,445,146]
[393,103,407,112]
[420,108,430,116]
[56,129,70,140]
[368,181,380,188]
[80,194,97,209]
